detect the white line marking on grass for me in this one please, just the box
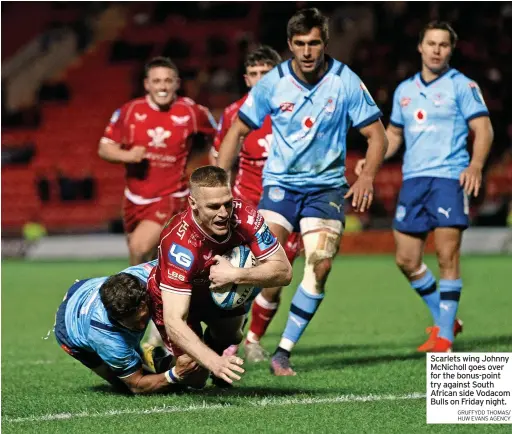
[3,360,56,366]
[3,392,426,424]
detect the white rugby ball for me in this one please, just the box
[211,245,257,310]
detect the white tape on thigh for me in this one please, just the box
[300,217,343,236]
[259,209,294,233]
[300,229,341,294]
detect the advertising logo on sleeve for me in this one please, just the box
[110,109,121,124]
[469,82,485,104]
[168,243,194,270]
[255,223,276,251]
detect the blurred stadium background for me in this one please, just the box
[2,1,511,258]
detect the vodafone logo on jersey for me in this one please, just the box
[147,127,171,148]
[414,109,427,124]
[301,116,315,131]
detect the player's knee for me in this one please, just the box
[128,237,153,259]
[313,258,332,285]
[395,253,421,276]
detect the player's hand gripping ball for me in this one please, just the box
[210,245,257,310]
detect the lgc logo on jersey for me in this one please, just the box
[168,243,194,270]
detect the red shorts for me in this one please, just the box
[122,194,188,234]
[284,232,303,264]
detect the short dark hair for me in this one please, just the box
[245,45,282,69]
[190,166,229,190]
[419,21,458,48]
[100,273,147,321]
[287,8,329,43]
[144,56,179,77]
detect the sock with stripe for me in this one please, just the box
[410,269,440,325]
[278,284,324,354]
[438,279,462,342]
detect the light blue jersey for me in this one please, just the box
[390,68,489,180]
[63,260,156,377]
[239,56,382,191]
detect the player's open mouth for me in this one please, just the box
[214,220,228,228]
[157,91,168,97]
[302,60,314,67]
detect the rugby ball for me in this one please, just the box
[211,245,257,310]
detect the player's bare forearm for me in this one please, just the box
[468,116,494,169]
[98,138,134,163]
[359,120,388,179]
[121,369,171,395]
[236,247,292,287]
[217,117,251,171]
[384,124,404,160]
[165,318,219,370]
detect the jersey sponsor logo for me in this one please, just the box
[255,223,276,250]
[301,116,315,131]
[360,82,376,106]
[395,205,406,222]
[188,232,202,248]
[432,93,445,107]
[325,97,336,114]
[257,134,272,157]
[279,102,295,112]
[400,97,411,107]
[246,214,255,225]
[168,243,194,270]
[233,201,242,209]
[254,213,263,228]
[414,109,427,124]
[171,115,190,125]
[469,82,485,105]
[268,186,285,202]
[168,269,185,282]
[177,221,189,240]
[148,127,171,148]
[110,109,121,123]
[134,112,147,122]
[203,250,213,261]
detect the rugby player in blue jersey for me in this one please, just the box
[356,21,493,352]
[54,261,209,393]
[218,8,388,375]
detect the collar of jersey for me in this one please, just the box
[287,55,335,90]
[418,67,452,87]
[191,211,232,244]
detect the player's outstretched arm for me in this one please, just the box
[459,116,494,197]
[216,116,251,173]
[346,120,388,212]
[209,246,292,290]
[98,138,146,164]
[161,291,245,384]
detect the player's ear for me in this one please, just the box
[188,195,197,210]
[143,78,150,93]
[417,43,423,55]
[243,74,250,88]
[287,38,293,53]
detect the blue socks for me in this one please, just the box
[438,279,462,341]
[410,269,440,325]
[282,284,324,344]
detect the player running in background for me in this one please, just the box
[212,45,303,363]
[147,166,292,385]
[355,21,493,352]
[98,57,216,266]
[54,261,207,394]
[218,8,388,375]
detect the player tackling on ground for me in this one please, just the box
[147,166,292,385]
[218,8,388,375]
[212,45,303,362]
[356,21,493,353]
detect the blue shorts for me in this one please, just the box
[259,185,348,232]
[393,177,469,234]
[54,279,103,370]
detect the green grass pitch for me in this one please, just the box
[2,255,511,433]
